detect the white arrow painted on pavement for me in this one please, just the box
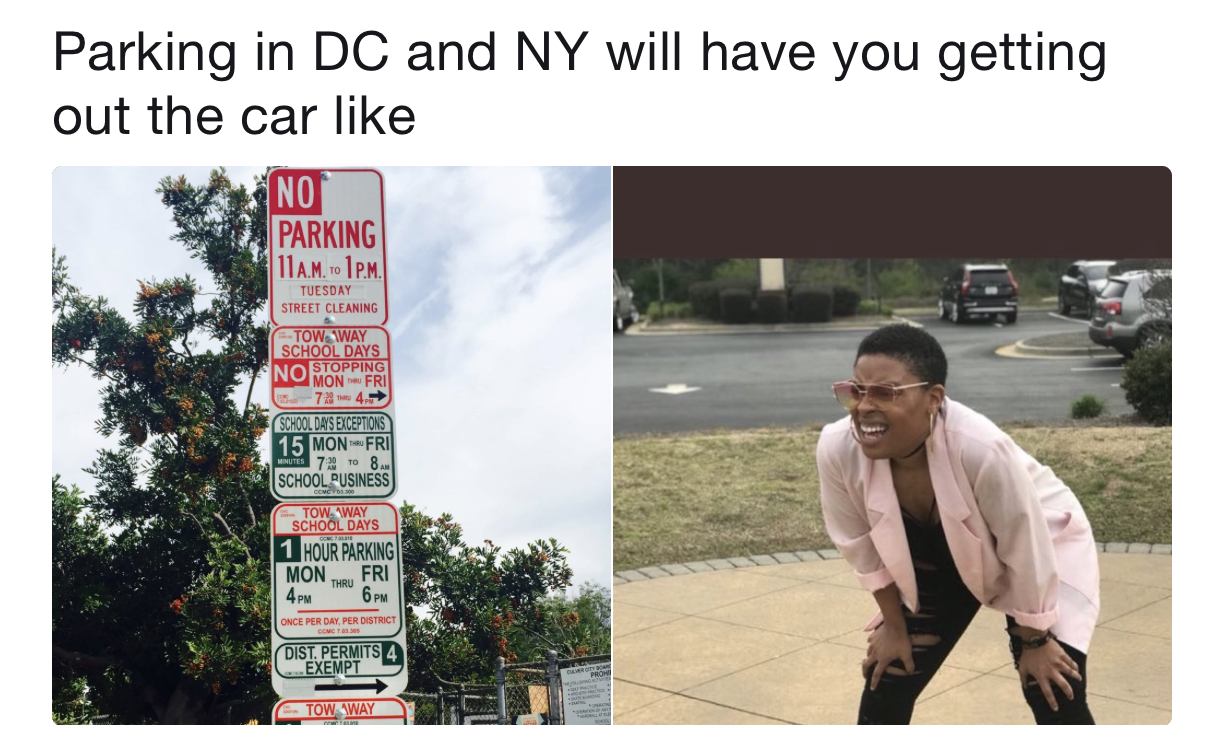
[650,384,702,395]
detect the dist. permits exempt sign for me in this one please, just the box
[269,168,387,327]
[272,502,404,641]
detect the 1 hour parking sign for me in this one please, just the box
[271,502,408,697]
[269,168,388,327]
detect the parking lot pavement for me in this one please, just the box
[615,308,1132,432]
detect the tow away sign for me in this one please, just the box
[269,168,388,327]
[271,411,396,501]
[270,326,392,410]
[273,697,411,725]
[271,502,408,697]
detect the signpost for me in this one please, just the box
[269,167,405,714]
[273,697,412,725]
[271,411,396,500]
[271,501,408,697]
[269,168,388,328]
[269,326,393,411]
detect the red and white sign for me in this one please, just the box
[269,168,388,327]
[272,502,404,641]
[274,697,411,725]
[270,326,393,410]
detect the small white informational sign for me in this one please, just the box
[559,662,612,725]
[268,168,388,327]
[273,696,411,725]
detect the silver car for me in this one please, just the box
[1058,260,1117,315]
[1088,269,1172,356]
[614,270,639,333]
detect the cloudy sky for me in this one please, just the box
[51,166,613,592]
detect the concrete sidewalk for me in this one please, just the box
[613,551,1170,724]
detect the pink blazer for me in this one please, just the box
[816,397,1100,653]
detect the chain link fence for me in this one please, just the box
[404,650,610,725]
[496,650,611,725]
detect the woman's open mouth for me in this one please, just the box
[858,421,890,446]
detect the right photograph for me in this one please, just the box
[611,169,1172,725]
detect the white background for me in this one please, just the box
[16,0,1203,739]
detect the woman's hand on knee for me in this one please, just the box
[1018,640,1082,712]
[863,620,915,691]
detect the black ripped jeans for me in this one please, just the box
[857,511,1094,725]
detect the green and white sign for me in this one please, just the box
[274,640,405,681]
[271,411,396,500]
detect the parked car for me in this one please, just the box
[613,270,639,333]
[1058,260,1117,315]
[938,263,1019,324]
[1088,269,1172,357]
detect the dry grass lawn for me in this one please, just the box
[613,425,1171,571]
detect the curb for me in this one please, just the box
[627,321,889,337]
[613,543,1170,585]
[1010,338,1119,358]
[626,315,920,337]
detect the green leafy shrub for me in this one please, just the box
[1070,394,1106,419]
[857,299,894,317]
[877,259,932,298]
[720,289,754,324]
[627,261,696,310]
[756,290,788,323]
[1122,342,1172,425]
[645,301,692,320]
[791,286,833,323]
[713,258,760,281]
[832,286,861,317]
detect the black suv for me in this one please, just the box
[938,264,1019,324]
[1058,260,1117,316]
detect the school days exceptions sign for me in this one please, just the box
[270,411,396,501]
[270,502,408,697]
[268,168,388,327]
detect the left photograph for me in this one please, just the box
[51,167,612,725]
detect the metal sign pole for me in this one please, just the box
[546,650,561,725]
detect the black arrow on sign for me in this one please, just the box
[316,679,389,694]
[368,390,387,402]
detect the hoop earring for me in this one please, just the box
[927,410,936,452]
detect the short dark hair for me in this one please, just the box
[856,324,948,386]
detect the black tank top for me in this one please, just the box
[901,506,957,572]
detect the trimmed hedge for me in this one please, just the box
[719,289,754,324]
[791,285,833,323]
[832,285,861,317]
[1122,342,1171,425]
[756,290,788,324]
[690,279,758,321]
